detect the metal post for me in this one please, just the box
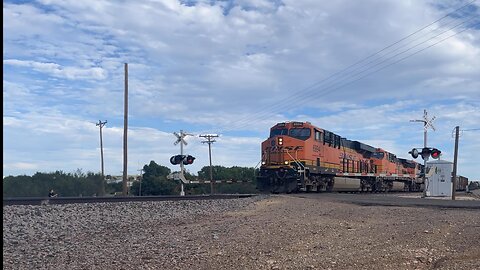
[452,126,459,200]
[123,63,129,195]
[180,130,185,196]
[96,120,107,195]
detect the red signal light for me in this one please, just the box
[431,148,441,159]
[183,155,196,165]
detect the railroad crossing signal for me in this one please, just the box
[172,130,194,196]
[409,147,441,160]
[173,131,192,146]
[170,155,195,165]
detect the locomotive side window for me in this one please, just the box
[270,128,288,138]
[335,135,341,149]
[314,129,322,142]
[323,131,333,146]
[289,128,311,140]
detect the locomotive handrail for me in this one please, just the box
[285,149,305,174]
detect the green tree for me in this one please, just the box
[3,170,105,197]
[130,160,178,196]
[196,166,257,194]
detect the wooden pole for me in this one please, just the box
[96,120,107,195]
[452,126,459,200]
[123,63,129,195]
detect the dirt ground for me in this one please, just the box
[177,194,480,270]
[3,193,479,270]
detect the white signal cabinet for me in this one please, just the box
[425,160,453,197]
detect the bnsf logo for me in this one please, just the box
[339,152,356,160]
[266,146,303,152]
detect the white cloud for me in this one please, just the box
[3,0,480,180]
[4,59,107,80]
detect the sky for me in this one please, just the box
[3,0,480,181]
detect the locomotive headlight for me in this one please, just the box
[284,161,289,165]
[262,161,266,165]
[278,137,283,145]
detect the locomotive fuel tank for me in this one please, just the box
[390,181,405,191]
[332,177,361,191]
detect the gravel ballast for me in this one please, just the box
[3,194,480,270]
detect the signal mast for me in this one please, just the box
[410,109,436,198]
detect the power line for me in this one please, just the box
[207,1,479,133]
[219,21,477,133]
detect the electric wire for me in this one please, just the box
[201,1,479,134]
[217,18,478,133]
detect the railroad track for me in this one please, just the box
[3,194,257,206]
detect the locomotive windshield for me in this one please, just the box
[270,128,288,138]
[289,128,311,140]
[371,152,385,159]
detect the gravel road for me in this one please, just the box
[3,194,480,269]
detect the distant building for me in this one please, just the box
[105,175,141,185]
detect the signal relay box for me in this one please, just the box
[425,160,453,197]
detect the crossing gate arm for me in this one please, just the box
[168,172,252,184]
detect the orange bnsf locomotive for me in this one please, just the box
[257,121,423,193]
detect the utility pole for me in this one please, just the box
[410,109,435,198]
[96,120,107,195]
[200,134,219,194]
[452,126,459,200]
[123,63,129,196]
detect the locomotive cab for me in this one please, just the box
[372,148,398,174]
[258,122,315,193]
[261,122,310,168]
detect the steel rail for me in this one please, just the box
[3,194,257,206]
